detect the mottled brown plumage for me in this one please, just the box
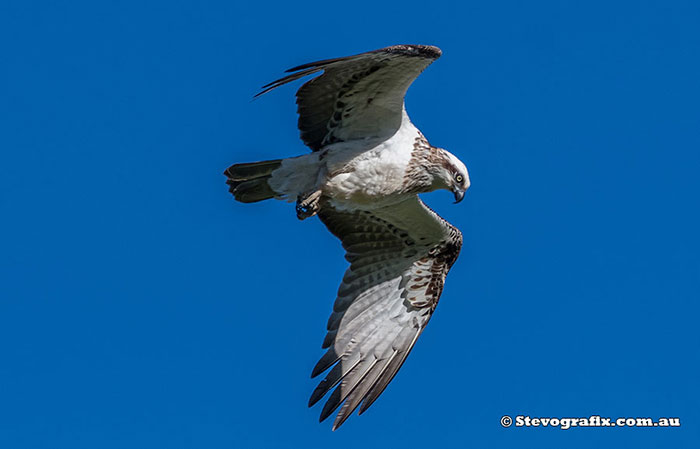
[311,197,462,429]
[256,45,442,151]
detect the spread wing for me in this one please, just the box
[256,44,442,151]
[310,197,462,430]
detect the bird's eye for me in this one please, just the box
[455,174,464,184]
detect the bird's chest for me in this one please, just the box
[322,144,412,208]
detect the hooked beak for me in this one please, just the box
[453,189,465,204]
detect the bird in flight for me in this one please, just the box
[225,45,470,430]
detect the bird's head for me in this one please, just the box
[433,149,470,203]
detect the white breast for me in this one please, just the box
[324,108,420,209]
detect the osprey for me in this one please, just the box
[225,45,470,429]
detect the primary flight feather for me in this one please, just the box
[225,45,470,430]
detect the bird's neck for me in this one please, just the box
[401,135,451,194]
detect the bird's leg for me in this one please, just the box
[296,189,322,220]
[296,161,328,221]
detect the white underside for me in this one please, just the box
[268,108,421,211]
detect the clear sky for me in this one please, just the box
[1,1,699,448]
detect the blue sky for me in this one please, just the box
[1,0,699,448]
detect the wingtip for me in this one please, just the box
[310,363,325,379]
[252,88,270,99]
[383,44,442,59]
[308,387,324,408]
[331,408,353,430]
[318,406,334,424]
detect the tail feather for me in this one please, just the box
[224,159,282,203]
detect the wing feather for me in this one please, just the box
[309,351,362,407]
[311,197,462,429]
[358,330,422,415]
[255,45,442,150]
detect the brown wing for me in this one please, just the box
[256,45,442,151]
[310,197,462,430]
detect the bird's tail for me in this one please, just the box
[224,159,283,203]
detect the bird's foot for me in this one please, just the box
[296,190,322,220]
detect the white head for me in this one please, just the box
[432,148,470,203]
